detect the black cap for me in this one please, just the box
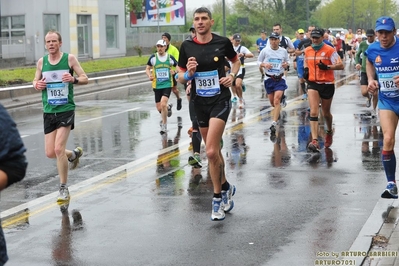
[162,32,171,41]
[269,32,280,39]
[233,33,241,40]
[310,28,324,38]
[189,25,194,31]
[366,29,375,37]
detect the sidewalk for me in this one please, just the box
[358,199,399,265]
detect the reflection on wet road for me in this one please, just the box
[2,62,388,265]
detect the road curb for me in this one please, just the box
[348,199,397,265]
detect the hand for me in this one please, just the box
[303,67,309,80]
[355,64,361,70]
[394,75,399,88]
[317,60,329,70]
[62,72,74,83]
[219,76,233,88]
[35,77,46,91]
[186,57,198,77]
[368,80,379,94]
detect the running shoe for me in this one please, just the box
[57,186,70,202]
[381,182,398,199]
[325,147,334,166]
[177,98,182,111]
[270,125,277,143]
[58,201,70,214]
[211,198,225,221]
[167,103,173,117]
[221,185,236,212]
[160,124,167,134]
[307,139,320,152]
[325,130,333,148]
[366,94,372,108]
[69,147,83,170]
[188,153,202,168]
[270,124,276,134]
[231,96,238,103]
[281,94,287,108]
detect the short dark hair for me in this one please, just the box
[46,30,62,42]
[273,23,282,29]
[194,7,212,19]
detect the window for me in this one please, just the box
[43,14,60,34]
[1,15,25,44]
[106,15,118,48]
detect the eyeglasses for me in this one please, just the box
[311,36,321,39]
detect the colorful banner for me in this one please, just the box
[130,0,186,27]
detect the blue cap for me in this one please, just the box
[375,16,395,31]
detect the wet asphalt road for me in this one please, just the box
[1,61,388,265]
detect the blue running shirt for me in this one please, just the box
[365,37,399,100]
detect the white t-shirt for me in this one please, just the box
[233,44,251,75]
[257,46,289,78]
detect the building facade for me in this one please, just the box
[0,0,126,64]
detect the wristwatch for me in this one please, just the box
[229,73,236,79]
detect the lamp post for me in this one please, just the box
[222,0,226,37]
[306,0,309,27]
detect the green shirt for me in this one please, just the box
[355,41,371,73]
[166,44,179,70]
[41,53,75,113]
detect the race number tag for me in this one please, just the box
[156,68,170,82]
[47,83,68,105]
[379,72,399,93]
[268,58,282,74]
[195,70,220,97]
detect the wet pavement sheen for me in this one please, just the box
[1,61,389,265]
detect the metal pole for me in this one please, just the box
[222,0,226,37]
[157,1,160,34]
[0,0,2,58]
[384,0,386,16]
[306,0,309,27]
[352,0,354,30]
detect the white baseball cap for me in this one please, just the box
[156,40,166,46]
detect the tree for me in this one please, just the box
[313,0,397,30]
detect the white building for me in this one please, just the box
[0,0,126,64]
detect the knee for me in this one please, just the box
[273,98,281,107]
[206,146,220,162]
[383,135,395,148]
[53,146,65,158]
[45,148,56,159]
[160,102,167,110]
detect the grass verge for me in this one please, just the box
[0,55,149,86]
